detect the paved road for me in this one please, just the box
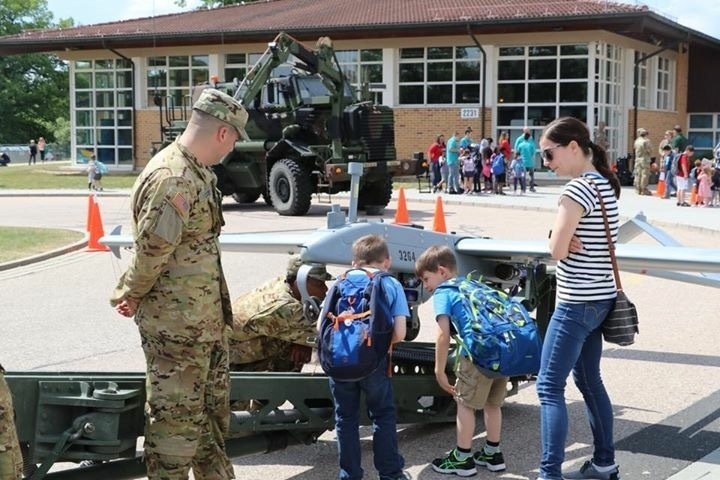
[1,189,719,479]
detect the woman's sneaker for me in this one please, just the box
[431,449,477,476]
[563,460,620,479]
[473,449,506,471]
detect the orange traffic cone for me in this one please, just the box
[655,179,665,197]
[394,187,410,224]
[690,184,698,205]
[432,196,447,233]
[87,197,109,252]
[86,193,95,232]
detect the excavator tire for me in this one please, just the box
[231,192,261,204]
[268,158,312,216]
[358,176,393,211]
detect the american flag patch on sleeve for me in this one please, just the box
[170,192,190,216]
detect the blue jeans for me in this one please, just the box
[663,167,677,198]
[431,162,441,187]
[447,163,461,192]
[536,299,616,480]
[328,365,404,480]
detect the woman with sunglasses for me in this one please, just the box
[535,117,622,480]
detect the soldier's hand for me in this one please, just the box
[290,345,312,366]
[115,297,139,317]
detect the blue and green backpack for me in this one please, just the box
[436,276,542,377]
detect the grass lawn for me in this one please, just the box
[0,162,138,189]
[0,226,85,264]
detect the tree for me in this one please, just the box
[175,0,262,8]
[0,0,69,145]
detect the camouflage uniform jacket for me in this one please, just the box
[634,136,652,164]
[229,276,314,365]
[111,139,232,350]
[1,364,23,480]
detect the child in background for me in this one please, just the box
[711,166,720,207]
[416,245,508,477]
[461,148,476,195]
[691,159,702,205]
[86,155,98,191]
[510,150,527,194]
[697,165,713,207]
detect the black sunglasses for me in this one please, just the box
[541,144,565,161]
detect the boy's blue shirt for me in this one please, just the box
[432,277,473,334]
[344,269,410,326]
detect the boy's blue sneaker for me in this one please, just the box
[431,449,477,476]
[563,460,620,479]
[473,449,506,472]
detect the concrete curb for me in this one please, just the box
[391,190,720,236]
[0,190,129,198]
[0,232,89,272]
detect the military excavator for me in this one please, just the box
[156,32,405,216]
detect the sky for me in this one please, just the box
[45,0,719,40]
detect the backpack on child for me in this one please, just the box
[491,153,505,175]
[435,276,542,378]
[95,160,109,175]
[318,269,395,381]
[670,153,680,176]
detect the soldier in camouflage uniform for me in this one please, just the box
[633,127,653,195]
[111,89,249,480]
[229,255,332,372]
[0,364,23,480]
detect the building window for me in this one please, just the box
[336,49,384,103]
[398,46,481,105]
[593,42,624,161]
[496,44,589,167]
[146,55,209,109]
[687,113,719,159]
[656,56,674,111]
[637,61,648,108]
[224,53,247,84]
[73,58,133,166]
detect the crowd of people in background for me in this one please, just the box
[427,126,539,197]
[632,124,720,207]
[427,123,720,207]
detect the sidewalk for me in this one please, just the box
[397,183,720,234]
[1,181,718,234]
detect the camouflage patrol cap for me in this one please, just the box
[192,88,250,140]
[287,255,333,281]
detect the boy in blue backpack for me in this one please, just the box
[416,245,508,476]
[319,234,410,480]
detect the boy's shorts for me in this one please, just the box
[675,176,688,191]
[454,356,508,410]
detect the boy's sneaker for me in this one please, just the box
[563,460,620,479]
[431,449,477,476]
[387,471,412,480]
[473,449,506,472]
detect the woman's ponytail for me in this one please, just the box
[590,142,621,198]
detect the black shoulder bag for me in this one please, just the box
[589,178,639,346]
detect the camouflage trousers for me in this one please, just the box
[0,371,23,480]
[141,334,234,480]
[634,158,651,192]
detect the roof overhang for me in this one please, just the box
[1,11,718,56]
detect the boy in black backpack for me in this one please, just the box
[416,245,508,476]
[319,234,409,480]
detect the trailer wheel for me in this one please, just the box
[231,192,261,204]
[358,176,393,210]
[268,159,312,216]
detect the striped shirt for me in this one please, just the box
[556,172,619,303]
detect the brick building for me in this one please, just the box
[1,0,719,170]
